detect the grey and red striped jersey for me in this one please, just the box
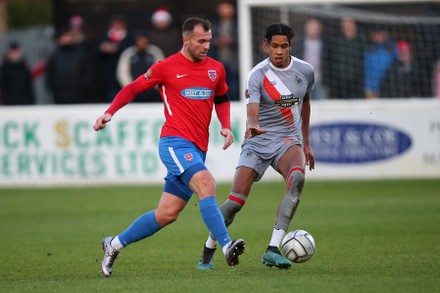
[245,56,314,145]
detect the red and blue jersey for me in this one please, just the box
[106,52,228,151]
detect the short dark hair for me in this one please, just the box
[182,17,211,35]
[264,23,295,45]
[9,41,20,50]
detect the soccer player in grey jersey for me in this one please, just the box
[198,23,315,270]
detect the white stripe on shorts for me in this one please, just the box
[168,147,184,173]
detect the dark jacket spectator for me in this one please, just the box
[209,1,240,101]
[99,15,134,101]
[147,8,181,57]
[330,17,366,99]
[0,42,35,105]
[381,41,423,98]
[46,30,94,104]
[116,31,165,102]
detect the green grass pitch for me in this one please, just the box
[0,179,439,292]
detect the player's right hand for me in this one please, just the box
[220,128,234,150]
[93,113,112,131]
[245,126,267,140]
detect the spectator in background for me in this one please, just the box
[68,15,86,45]
[0,41,35,105]
[331,17,366,99]
[364,24,396,99]
[147,8,181,57]
[296,18,329,100]
[117,31,165,102]
[434,60,440,99]
[210,1,239,101]
[46,29,93,104]
[381,41,422,98]
[99,15,133,102]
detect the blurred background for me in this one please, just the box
[0,0,439,104]
[0,0,439,186]
[0,0,234,104]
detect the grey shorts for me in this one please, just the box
[237,137,302,182]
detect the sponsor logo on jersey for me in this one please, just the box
[184,153,193,162]
[143,68,152,80]
[274,94,299,108]
[245,89,250,99]
[176,74,187,79]
[208,70,217,82]
[310,122,412,163]
[180,87,213,100]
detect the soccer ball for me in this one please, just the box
[281,229,315,263]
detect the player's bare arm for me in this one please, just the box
[301,93,315,170]
[93,113,112,132]
[245,102,268,139]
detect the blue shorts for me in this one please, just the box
[159,136,207,201]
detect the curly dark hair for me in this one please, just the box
[264,23,295,45]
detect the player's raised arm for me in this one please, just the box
[92,75,152,132]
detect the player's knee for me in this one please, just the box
[155,208,180,226]
[287,167,305,195]
[162,213,179,226]
[190,170,216,198]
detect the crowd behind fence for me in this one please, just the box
[1,2,440,105]
[0,26,54,105]
[250,4,440,100]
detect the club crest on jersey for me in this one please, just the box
[208,70,217,82]
[245,89,250,99]
[184,153,193,162]
[295,75,303,85]
[274,94,299,108]
[144,68,152,80]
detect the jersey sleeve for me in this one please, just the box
[306,65,315,94]
[246,69,263,105]
[215,63,229,96]
[105,76,149,115]
[141,60,166,87]
[105,61,165,116]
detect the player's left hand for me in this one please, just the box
[220,128,234,150]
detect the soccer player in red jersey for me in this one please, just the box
[93,17,245,277]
